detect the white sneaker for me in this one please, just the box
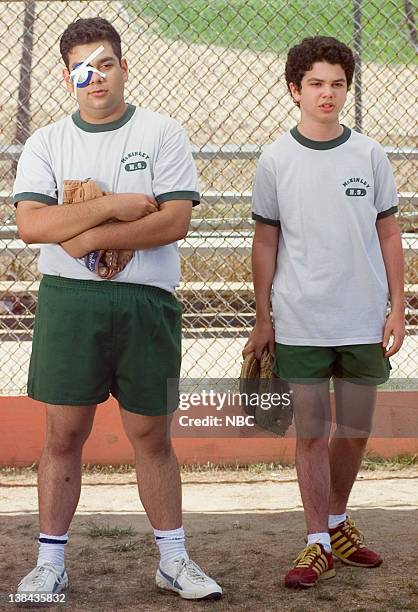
[156,556,222,600]
[17,562,68,594]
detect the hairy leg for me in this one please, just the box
[292,382,332,533]
[329,379,376,513]
[120,409,181,530]
[38,404,96,534]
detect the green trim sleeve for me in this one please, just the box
[14,192,58,208]
[252,212,280,227]
[156,190,200,207]
[376,205,398,219]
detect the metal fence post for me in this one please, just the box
[13,0,36,175]
[353,0,363,133]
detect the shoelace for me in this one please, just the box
[30,565,61,588]
[293,543,322,567]
[174,558,206,583]
[343,519,365,546]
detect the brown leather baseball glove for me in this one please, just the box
[239,350,293,436]
[62,178,134,279]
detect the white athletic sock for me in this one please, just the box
[154,526,189,567]
[328,512,347,529]
[307,532,331,553]
[37,532,68,569]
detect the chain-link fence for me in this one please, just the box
[0,0,417,393]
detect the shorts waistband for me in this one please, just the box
[42,274,173,298]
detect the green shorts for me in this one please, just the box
[28,275,182,415]
[274,343,391,386]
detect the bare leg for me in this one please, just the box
[329,379,376,514]
[292,382,332,533]
[38,404,96,534]
[120,408,182,529]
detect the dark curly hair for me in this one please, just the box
[60,17,122,69]
[285,37,355,106]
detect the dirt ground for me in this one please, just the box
[0,467,417,612]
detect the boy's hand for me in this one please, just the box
[61,232,91,258]
[243,320,275,360]
[113,193,158,221]
[382,309,405,357]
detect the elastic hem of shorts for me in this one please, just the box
[117,397,178,416]
[27,391,110,406]
[276,336,384,346]
[333,375,390,386]
[277,377,330,385]
[41,274,173,298]
[274,375,389,386]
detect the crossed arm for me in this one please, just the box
[16,195,193,254]
[61,199,192,257]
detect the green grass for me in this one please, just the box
[85,523,136,539]
[180,460,291,472]
[105,541,139,553]
[362,452,418,470]
[126,0,417,64]
[1,456,417,475]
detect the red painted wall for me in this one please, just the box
[1,393,417,466]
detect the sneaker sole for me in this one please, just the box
[333,553,383,568]
[285,568,336,589]
[156,574,222,600]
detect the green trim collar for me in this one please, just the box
[72,103,136,133]
[290,125,351,150]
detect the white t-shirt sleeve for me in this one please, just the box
[13,130,58,206]
[373,151,398,219]
[153,123,200,206]
[251,153,280,226]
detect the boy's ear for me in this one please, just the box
[62,68,74,94]
[289,82,301,103]
[120,58,128,81]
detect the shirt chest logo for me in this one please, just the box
[342,177,371,197]
[121,151,150,172]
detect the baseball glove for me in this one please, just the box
[62,178,134,279]
[239,350,293,436]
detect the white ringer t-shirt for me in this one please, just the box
[252,126,398,346]
[13,104,199,292]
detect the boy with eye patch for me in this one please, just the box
[245,36,404,589]
[13,17,222,602]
